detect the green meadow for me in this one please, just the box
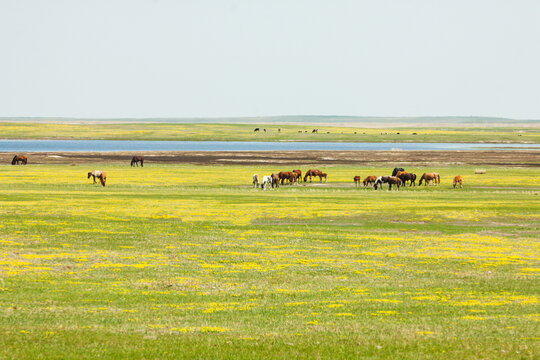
[0,122,538,143]
[0,164,538,359]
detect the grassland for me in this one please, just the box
[0,163,538,359]
[0,122,538,143]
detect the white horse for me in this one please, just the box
[88,170,103,184]
[261,175,272,190]
[252,174,260,188]
[373,176,384,190]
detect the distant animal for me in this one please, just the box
[354,176,361,187]
[398,173,417,186]
[271,173,280,188]
[453,175,463,189]
[395,170,408,177]
[87,170,102,184]
[254,128,260,132]
[419,173,440,186]
[374,176,401,190]
[253,174,260,188]
[292,169,302,183]
[263,129,266,132]
[392,168,405,176]
[98,172,107,187]
[261,175,272,190]
[11,155,27,165]
[363,175,377,187]
[303,169,325,183]
[312,129,318,133]
[131,156,144,167]
[278,128,281,132]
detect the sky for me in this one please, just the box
[1,0,540,119]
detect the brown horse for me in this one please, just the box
[98,172,107,187]
[278,171,295,185]
[131,156,144,167]
[354,176,361,187]
[453,175,463,189]
[374,176,401,190]
[271,173,280,188]
[363,176,377,187]
[11,155,27,165]
[395,170,407,177]
[304,169,325,182]
[419,172,440,186]
[292,169,302,183]
[398,173,417,186]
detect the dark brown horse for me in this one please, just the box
[453,175,463,189]
[363,175,377,187]
[11,155,27,165]
[271,173,280,188]
[419,173,440,186]
[292,169,302,183]
[354,176,361,187]
[304,169,325,182]
[392,167,405,176]
[374,176,402,190]
[398,173,417,186]
[131,156,144,167]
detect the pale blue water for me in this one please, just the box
[0,140,538,152]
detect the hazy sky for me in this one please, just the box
[2,1,539,119]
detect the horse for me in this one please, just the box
[131,156,144,167]
[374,176,401,190]
[261,175,272,190]
[278,171,295,185]
[395,170,407,177]
[292,169,302,183]
[98,172,107,187]
[254,128,260,132]
[252,174,260,188]
[363,176,377,187]
[271,173,280,188]
[88,170,103,184]
[419,173,440,186]
[354,176,361,187]
[11,155,27,165]
[304,169,325,183]
[453,175,463,189]
[398,173,417,186]
[320,173,327,182]
[392,168,405,176]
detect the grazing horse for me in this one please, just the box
[398,173,417,186]
[131,156,144,167]
[261,175,272,190]
[354,176,361,187]
[453,175,463,189]
[98,172,107,187]
[374,176,401,190]
[419,173,440,186]
[11,155,27,165]
[292,169,302,183]
[88,170,103,184]
[252,174,260,188]
[278,171,295,185]
[363,176,377,187]
[392,167,405,176]
[254,128,260,132]
[271,173,280,188]
[395,170,407,177]
[304,169,325,183]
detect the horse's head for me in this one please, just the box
[87,172,92,179]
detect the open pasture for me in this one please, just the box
[0,164,539,359]
[0,122,538,143]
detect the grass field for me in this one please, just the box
[0,164,539,359]
[0,122,538,143]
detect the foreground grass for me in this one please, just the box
[0,122,538,143]
[0,164,538,359]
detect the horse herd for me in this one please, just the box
[253,167,463,190]
[10,154,463,190]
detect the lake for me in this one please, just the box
[0,140,538,152]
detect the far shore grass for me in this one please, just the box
[0,122,538,143]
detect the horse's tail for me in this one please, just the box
[140,159,143,167]
[437,174,440,184]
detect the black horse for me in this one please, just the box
[131,156,144,167]
[398,173,417,186]
[392,167,405,176]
